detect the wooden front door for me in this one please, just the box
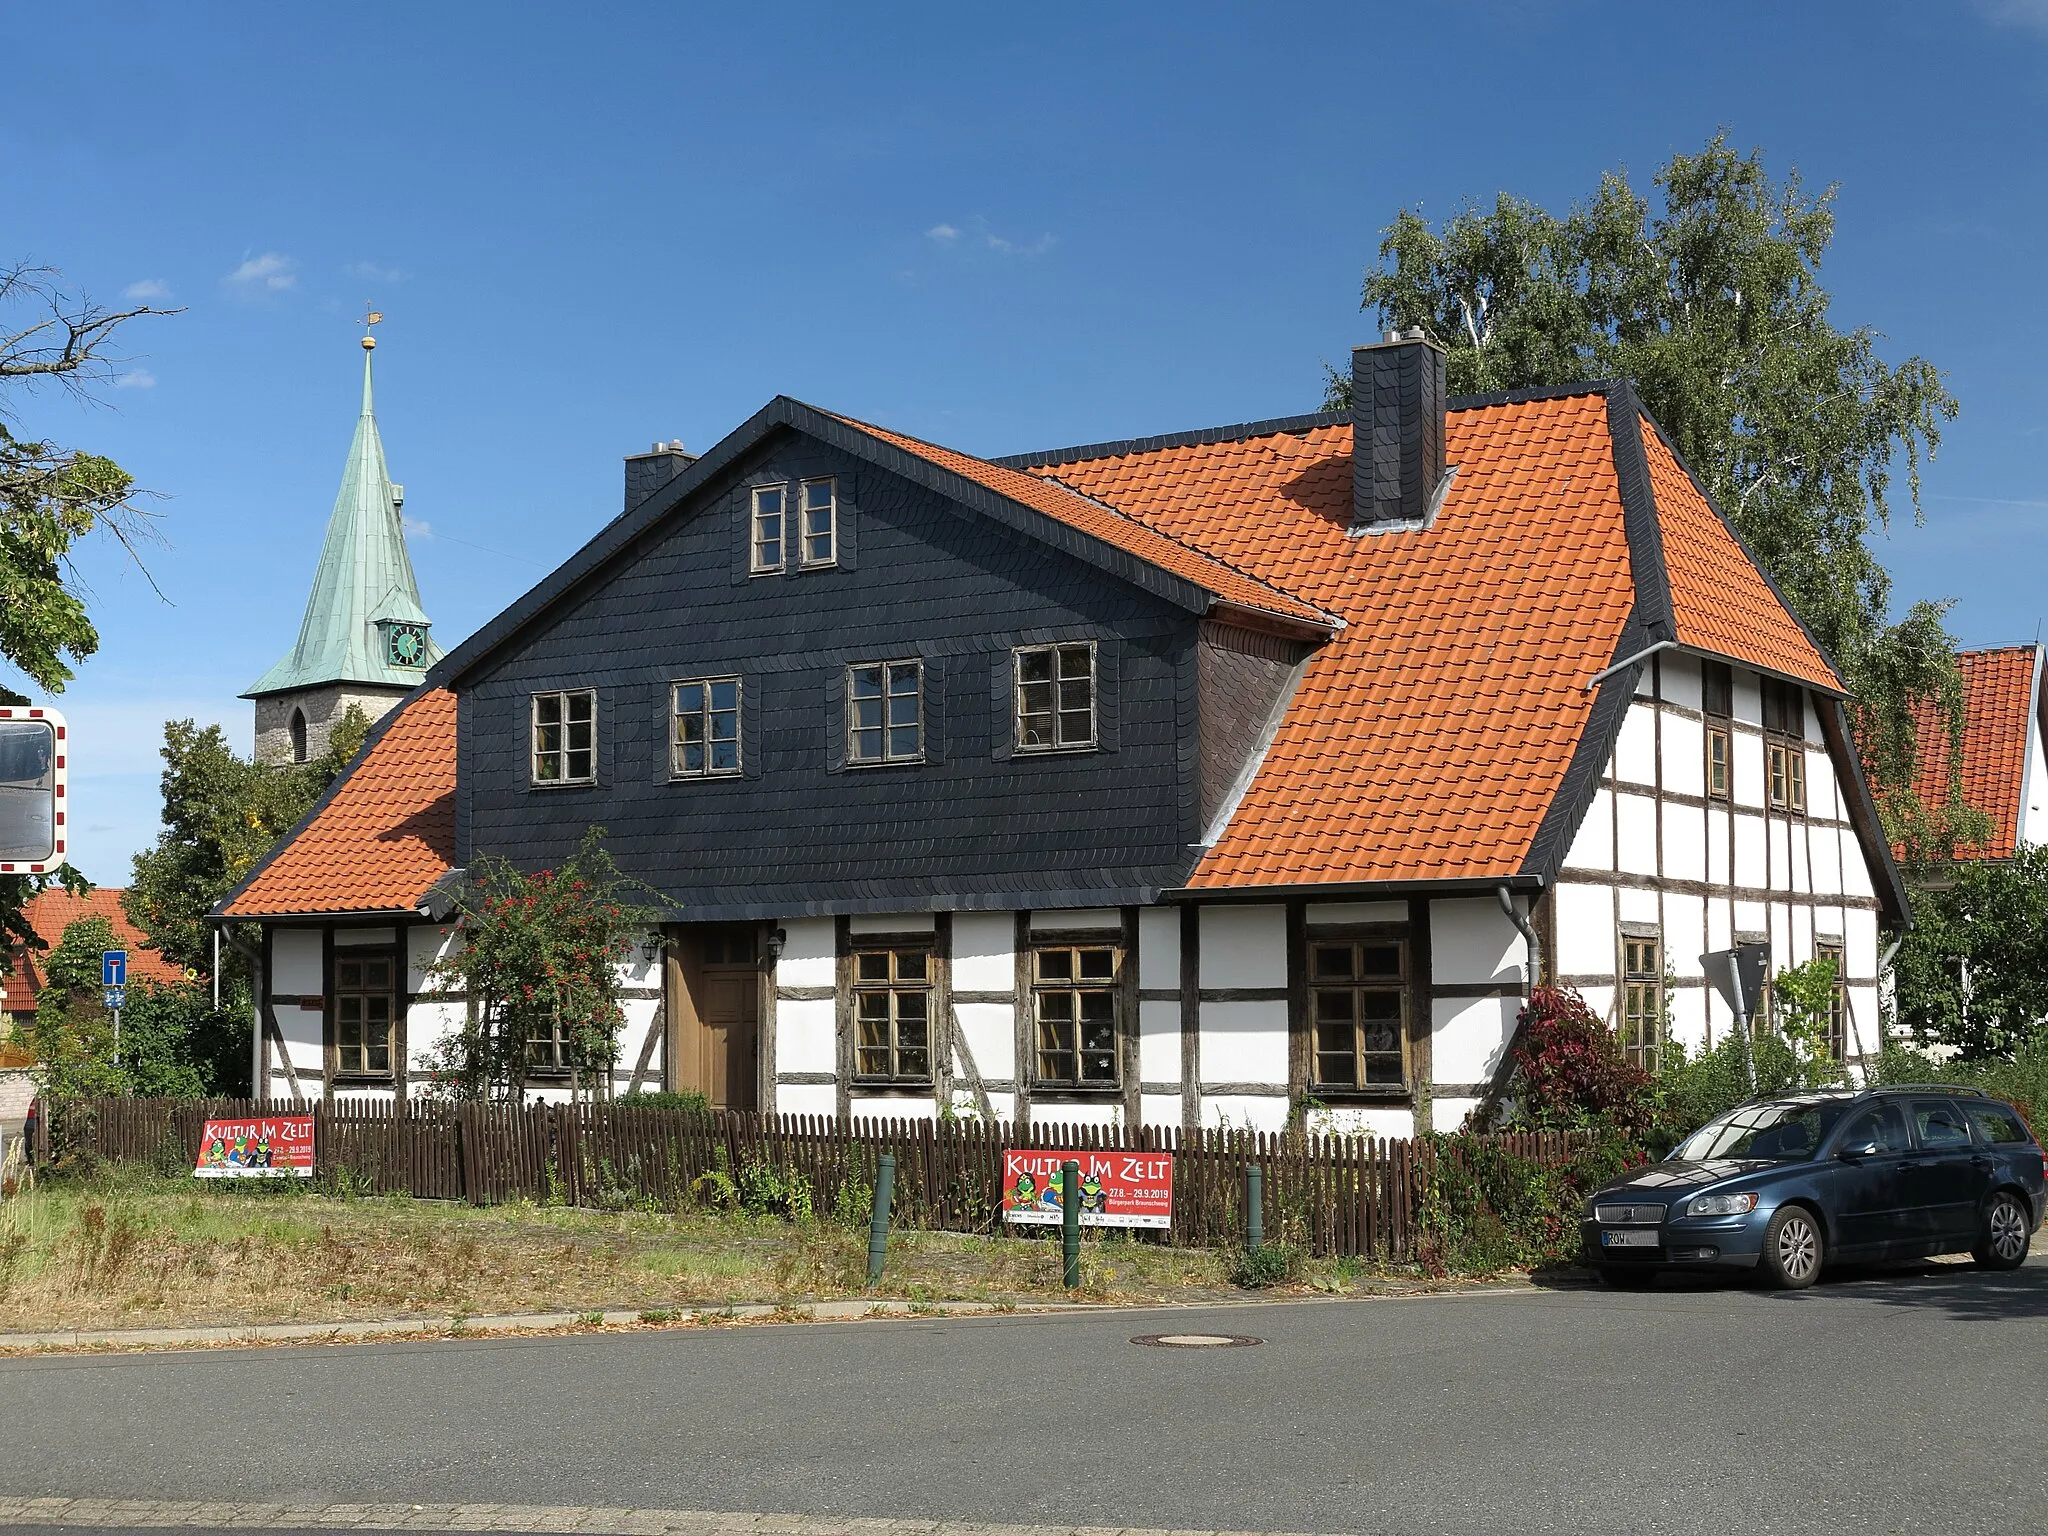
[672,925,760,1110]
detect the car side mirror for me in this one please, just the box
[1837,1140,1881,1160]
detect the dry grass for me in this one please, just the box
[0,1166,1421,1332]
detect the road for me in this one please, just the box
[2,1257,2044,1536]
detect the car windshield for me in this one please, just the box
[1672,1100,1849,1162]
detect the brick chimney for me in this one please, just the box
[624,440,696,512]
[1351,329,1449,533]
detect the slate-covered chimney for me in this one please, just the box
[1351,328,1449,533]
[624,439,697,512]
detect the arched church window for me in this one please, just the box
[290,708,308,764]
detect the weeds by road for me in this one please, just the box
[0,1166,1439,1332]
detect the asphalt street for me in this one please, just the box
[3,1257,2044,1536]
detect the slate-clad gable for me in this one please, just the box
[458,433,1203,917]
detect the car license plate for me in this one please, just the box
[1602,1230,1658,1248]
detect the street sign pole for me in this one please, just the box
[1727,962,1756,1095]
[1702,944,1769,1096]
[102,951,128,1068]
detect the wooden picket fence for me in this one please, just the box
[31,1096,1587,1262]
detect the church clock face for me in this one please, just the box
[386,622,428,668]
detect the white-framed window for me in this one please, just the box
[672,677,741,778]
[1015,642,1096,752]
[848,660,922,765]
[531,689,596,785]
[751,485,787,574]
[799,478,837,568]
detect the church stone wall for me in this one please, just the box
[254,684,410,766]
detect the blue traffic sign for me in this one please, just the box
[102,950,126,988]
[103,986,126,1012]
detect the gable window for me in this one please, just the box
[1761,676,1804,736]
[1015,643,1096,752]
[1032,940,1121,1089]
[750,485,786,574]
[1767,741,1806,811]
[848,660,922,765]
[532,690,596,785]
[1701,660,1731,800]
[1308,933,1408,1092]
[1816,941,1847,1060]
[1701,660,1733,719]
[799,478,837,568]
[526,1014,570,1077]
[1621,935,1662,1071]
[853,944,932,1083]
[1762,676,1806,812]
[333,951,396,1080]
[1706,728,1730,800]
[672,677,741,778]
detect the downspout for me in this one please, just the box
[1496,884,1543,992]
[1470,884,1545,1131]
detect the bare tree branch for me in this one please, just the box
[0,263,182,408]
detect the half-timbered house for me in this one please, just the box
[218,331,1906,1131]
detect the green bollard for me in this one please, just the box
[866,1153,896,1285]
[1247,1164,1264,1252]
[1061,1159,1081,1289]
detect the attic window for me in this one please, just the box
[799,478,837,568]
[1015,643,1096,752]
[848,661,922,765]
[672,678,741,778]
[532,690,596,785]
[751,486,786,574]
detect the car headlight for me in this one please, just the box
[1687,1192,1759,1217]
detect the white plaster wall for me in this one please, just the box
[276,999,323,1078]
[272,929,323,996]
[1734,814,1766,887]
[408,924,461,993]
[1617,884,1658,928]
[1614,703,1657,786]
[982,1090,1018,1124]
[1767,819,1791,889]
[1201,1094,1290,1133]
[953,1001,1014,1082]
[1579,983,1617,1025]
[2025,718,2048,847]
[1031,908,1120,931]
[407,1000,465,1070]
[1665,803,1706,883]
[1140,1093,1181,1129]
[1661,651,1702,711]
[850,912,933,934]
[777,918,835,990]
[1847,909,1879,980]
[1733,732,1766,808]
[1809,825,1842,893]
[776,998,835,1076]
[1138,999,1181,1082]
[1664,893,1706,977]
[1432,899,1522,985]
[1137,908,1179,989]
[1706,807,1732,886]
[1199,906,1286,988]
[1042,1101,1122,1130]
[951,911,1014,993]
[615,997,663,1083]
[1430,1097,1479,1134]
[1841,840,1875,897]
[1304,901,1407,924]
[778,1083,836,1119]
[1615,792,1658,876]
[1732,672,1761,728]
[1432,997,1513,1085]
[1304,1104,1414,1139]
[849,1096,935,1122]
[1704,900,1733,954]
[1199,1000,1287,1083]
[1666,986,1708,1055]
[1664,713,1704,798]
[1564,788,1614,870]
[1808,749,1839,821]
[1554,882,1615,976]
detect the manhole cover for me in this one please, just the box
[1132,1332,1262,1348]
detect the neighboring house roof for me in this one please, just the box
[244,345,443,699]
[0,888,185,1019]
[219,688,457,917]
[1904,645,2044,861]
[235,380,1895,918]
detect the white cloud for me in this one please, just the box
[347,260,410,282]
[925,224,960,244]
[926,217,1056,258]
[225,252,297,292]
[402,516,432,537]
[984,231,1057,257]
[113,368,156,390]
[123,278,171,301]
[1979,0,2048,32]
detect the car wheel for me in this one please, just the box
[1759,1205,1823,1290]
[1597,1265,1659,1289]
[1973,1192,2032,1271]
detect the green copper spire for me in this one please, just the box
[244,337,442,698]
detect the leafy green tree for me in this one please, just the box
[1893,844,2048,1058]
[1770,956,1846,1087]
[1,263,175,963]
[1336,134,1971,858]
[124,706,372,977]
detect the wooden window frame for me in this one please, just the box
[1014,641,1098,754]
[1621,934,1662,1072]
[671,676,742,779]
[1304,926,1410,1097]
[798,477,838,569]
[851,940,934,1085]
[530,689,596,786]
[847,659,923,766]
[1815,941,1847,1060]
[1706,725,1730,800]
[750,484,787,574]
[1029,933,1123,1093]
[1767,740,1807,812]
[329,947,400,1084]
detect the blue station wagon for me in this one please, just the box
[1581,1086,2046,1289]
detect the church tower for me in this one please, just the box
[245,326,441,765]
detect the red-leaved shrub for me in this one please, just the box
[1511,985,1654,1138]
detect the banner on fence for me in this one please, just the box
[1001,1148,1173,1229]
[194,1115,315,1178]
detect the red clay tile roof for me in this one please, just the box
[1640,421,1841,693]
[1022,393,1638,885]
[831,413,1340,631]
[1905,646,2041,861]
[222,689,456,917]
[1,888,186,1017]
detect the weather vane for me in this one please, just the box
[361,302,383,350]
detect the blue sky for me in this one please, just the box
[6,0,2047,884]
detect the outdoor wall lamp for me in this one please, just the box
[640,932,663,964]
[766,927,787,960]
